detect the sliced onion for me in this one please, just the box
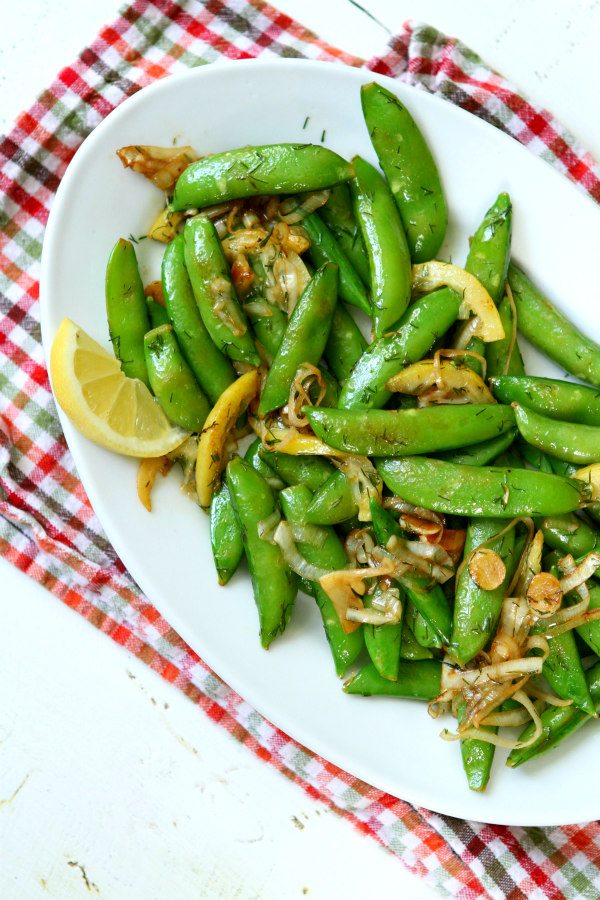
[443,657,543,692]
[377,537,454,583]
[382,497,443,525]
[480,701,544,728]
[210,276,247,337]
[116,144,198,190]
[319,557,396,634]
[559,552,600,594]
[525,683,573,707]
[222,227,269,258]
[289,521,328,550]
[345,528,376,566]
[278,190,330,224]
[288,363,326,428]
[346,607,399,626]
[257,510,281,542]
[243,300,274,318]
[273,521,331,581]
[332,456,383,522]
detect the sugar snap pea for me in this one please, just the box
[363,583,404,681]
[377,456,590,517]
[370,501,452,645]
[450,518,516,665]
[162,234,236,404]
[543,632,595,716]
[457,700,496,792]
[184,216,260,367]
[319,183,370,284]
[279,485,363,676]
[400,622,434,660]
[514,403,600,465]
[492,375,600,426]
[338,288,461,410]
[304,404,515,458]
[144,325,210,432]
[485,294,525,379]
[361,82,447,263]
[539,513,599,558]
[437,429,518,467]
[302,213,370,314]
[507,661,600,768]
[461,192,512,376]
[325,304,367,384]
[344,660,441,701]
[573,582,600,657]
[258,448,333,494]
[244,437,284,489]
[258,263,338,416]
[305,470,356,525]
[226,457,296,648]
[509,264,600,387]
[350,155,411,336]
[146,296,170,328]
[105,238,151,386]
[172,144,353,211]
[210,482,244,586]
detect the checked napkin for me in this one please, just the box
[2,2,600,897]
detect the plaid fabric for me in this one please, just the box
[1,2,600,897]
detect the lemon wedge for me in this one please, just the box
[50,318,188,457]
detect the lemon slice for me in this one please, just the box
[50,318,188,457]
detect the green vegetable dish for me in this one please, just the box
[54,81,600,793]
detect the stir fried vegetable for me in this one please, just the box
[51,82,600,798]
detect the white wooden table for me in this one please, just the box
[1,3,599,898]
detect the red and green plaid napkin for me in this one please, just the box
[2,2,600,896]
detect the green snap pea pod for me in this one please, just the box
[344,660,441,701]
[209,482,244,586]
[304,404,515,458]
[573,582,600,656]
[302,213,370,314]
[450,518,516,665]
[172,144,354,211]
[517,440,554,473]
[377,457,590,517]
[361,82,447,263]
[183,217,260,367]
[485,294,526,379]
[514,403,600,465]
[466,193,512,304]
[338,288,461,410]
[437,429,518,467]
[325,304,367,383]
[143,325,210,432]
[407,601,443,650]
[279,485,363,676]
[363,580,404,682]
[507,661,600,767]
[246,256,288,363]
[399,622,434,660]
[244,437,284,489]
[319,183,370,284]
[247,304,288,364]
[509,264,600,387]
[350,155,411,336]
[460,193,512,377]
[492,375,600,426]
[258,263,338,416]
[457,700,496,792]
[105,238,151,386]
[146,296,170,328]
[321,367,340,407]
[162,235,236,404]
[542,461,600,533]
[539,514,599,558]
[543,632,595,716]
[258,448,333,494]
[226,457,297,648]
[369,501,452,645]
[305,470,356,525]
